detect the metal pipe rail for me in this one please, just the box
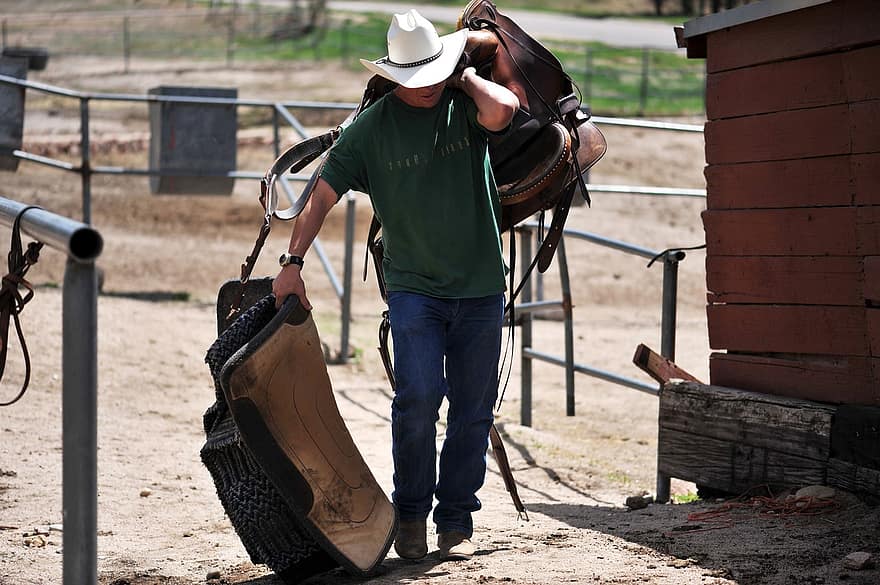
[0,74,706,369]
[0,196,103,585]
[515,222,685,503]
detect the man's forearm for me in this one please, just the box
[286,177,338,257]
[457,67,520,132]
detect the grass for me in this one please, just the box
[234,12,705,117]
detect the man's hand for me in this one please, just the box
[447,65,519,132]
[273,264,311,310]
[447,65,476,91]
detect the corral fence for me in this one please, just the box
[0,5,705,117]
[0,73,705,507]
[0,197,103,585]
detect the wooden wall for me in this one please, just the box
[701,0,880,406]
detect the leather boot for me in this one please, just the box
[437,531,476,561]
[394,519,428,560]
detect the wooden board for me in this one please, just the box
[705,256,863,306]
[702,208,862,257]
[854,154,880,206]
[831,404,880,468]
[709,352,880,406]
[864,256,880,301]
[632,343,701,385]
[705,104,851,165]
[705,156,856,210]
[706,45,880,120]
[827,458,880,498]
[660,381,834,461]
[703,0,880,73]
[658,427,828,493]
[707,304,869,356]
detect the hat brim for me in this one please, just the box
[360,28,468,89]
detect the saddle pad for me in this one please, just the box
[218,293,397,575]
[202,293,337,583]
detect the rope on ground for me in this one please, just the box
[664,485,842,537]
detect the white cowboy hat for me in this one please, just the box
[360,9,468,89]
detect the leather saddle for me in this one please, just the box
[457,0,607,270]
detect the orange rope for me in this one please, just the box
[665,486,841,537]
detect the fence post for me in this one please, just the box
[2,19,7,49]
[520,228,533,427]
[341,19,350,62]
[62,258,99,585]
[655,251,682,504]
[584,46,593,104]
[227,13,235,67]
[339,193,356,364]
[123,16,130,74]
[639,48,650,116]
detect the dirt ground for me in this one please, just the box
[0,56,878,585]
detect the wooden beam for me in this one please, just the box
[709,352,880,406]
[660,381,834,461]
[632,344,701,385]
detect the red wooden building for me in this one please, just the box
[661,0,880,498]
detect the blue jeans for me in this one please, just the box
[387,291,504,537]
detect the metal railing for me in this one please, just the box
[0,196,103,585]
[0,73,706,366]
[513,222,687,503]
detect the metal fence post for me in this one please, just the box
[339,193,356,364]
[655,251,682,504]
[556,236,575,416]
[520,229,533,427]
[79,98,92,224]
[639,48,650,116]
[584,46,593,104]
[123,16,130,74]
[226,14,235,67]
[62,258,99,585]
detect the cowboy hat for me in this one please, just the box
[360,9,468,89]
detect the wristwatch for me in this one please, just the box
[279,253,304,268]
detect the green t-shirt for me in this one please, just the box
[320,88,506,299]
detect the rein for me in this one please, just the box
[0,206,44,407]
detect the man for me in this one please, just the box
[272,9,519,562]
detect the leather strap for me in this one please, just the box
[0,206,44,407]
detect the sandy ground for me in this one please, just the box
[0,56,878,585]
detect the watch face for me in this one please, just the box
[280,253,288,265]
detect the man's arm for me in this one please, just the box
[272,177,339,310]
[450,66,520,132]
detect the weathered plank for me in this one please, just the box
[702,207,880,257]
[707,52,845,120]
[709,352,880,406]
[705,105,851,165]
[854,154,880,206]
[827,458,880,498]
[632,343,701,385]
[658,427,827,493]
[705,256,863,305]
[850,100,880,154]
[707,304,868,356]
[706,45,880,120]
[660,381,834,461]
[704,0,880,74]
[865,256,880,302]
[705,156,856,210]
[831,404,880,468]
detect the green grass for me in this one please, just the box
[233,12,705,117]
[672,491,701,504]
